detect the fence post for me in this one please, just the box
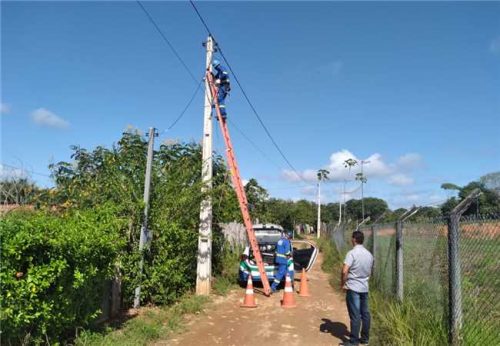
[395,220,403,301]
[448,188,481,346]
[395,207,419,302]
[371,225,376,273]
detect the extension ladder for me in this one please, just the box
[206,70,271,296]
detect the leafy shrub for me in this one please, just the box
[0,206,125,343]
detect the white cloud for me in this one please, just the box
[397,153,423,170]
[388,174,414,186]
[489,36,500,54]
[1,103,10,114]
[282,149,424,194]
[283,149,399,183]
[31,108,69,129]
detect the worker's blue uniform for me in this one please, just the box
[271,235,292,292]
[211,61,230,118]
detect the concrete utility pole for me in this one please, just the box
[317,179,321,238]
[134,127,157,308]
[338,180,346,226]
[196,35,215,295]
[359,160,370,220]
[316,169,329,238]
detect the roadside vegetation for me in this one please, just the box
[0,131,241,344]
[74,295,209,346]
[317,236,447,345]
[1,128,498,344]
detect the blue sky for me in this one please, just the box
[1,1,499,209]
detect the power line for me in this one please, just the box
[188,1,306,184]
[160,78,203,134]
[136,1,206,135]
[189,0,213,36]
[226,118,282,171]
[136,1,198,84]
[0,163,52,178]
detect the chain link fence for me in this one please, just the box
[458,215,500,344]
[325,211,499,345]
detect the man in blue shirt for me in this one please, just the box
[271,231,292,293]
[211,59,231,119]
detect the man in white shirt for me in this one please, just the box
[340,231,374,346]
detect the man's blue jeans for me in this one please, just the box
[346,289,370,344]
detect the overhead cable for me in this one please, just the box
[137,0,198,83]
[188,0,306,184]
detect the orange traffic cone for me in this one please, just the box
[241,275,257,308]
[298,268,311,297]
[281,272,297,308]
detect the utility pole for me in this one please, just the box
[338,180,346,226]
[196,35,214,295]
[316,169,330,238]
[134,127,157,308]
[317,178,321,238]
[359,160,370,220]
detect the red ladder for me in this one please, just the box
[206,70,271,296]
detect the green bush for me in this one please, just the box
[0,206,125,343]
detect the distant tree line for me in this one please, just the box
[243,173,500,229]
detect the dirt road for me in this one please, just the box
[161,252,350,346]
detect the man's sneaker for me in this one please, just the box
[360,342,369,345]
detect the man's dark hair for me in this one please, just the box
[352,231,364,244]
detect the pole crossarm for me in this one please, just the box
[205,70,271,296]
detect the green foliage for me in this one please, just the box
[323,202,340,223]
[441,182,461,191]
[74,295,209,346]
[0,206,125,343]
[212,241,241,296]
[43,132,239,308]
[262,198,294,229]
[317,237,342,279]
[441,181,500,216]
[479,171,500,195]
[345,197,389,221]
[0,177,40,204]
[244,178,269,221]
[370,291,447,345]
[259,198,317,230]
[319,236,447,346]
[1,131,241,343]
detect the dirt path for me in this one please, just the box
[159,252,350,346]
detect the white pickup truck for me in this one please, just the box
[238,223,318,283]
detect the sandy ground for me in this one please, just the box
[157,252,350,346]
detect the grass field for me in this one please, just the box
[326,218,499,344]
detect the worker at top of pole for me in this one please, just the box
[211,59,231,119]
[271,231,292,293]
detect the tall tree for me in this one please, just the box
[244,178,269,222]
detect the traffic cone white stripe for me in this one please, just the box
[281,272,297,308]
[241,275,257,308]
